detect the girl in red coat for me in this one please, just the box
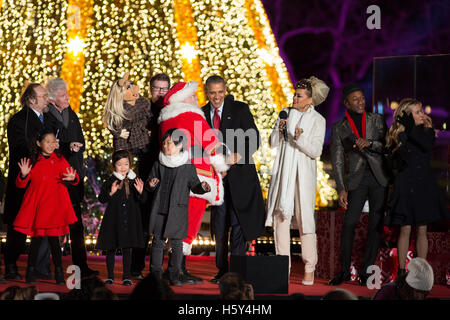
[13,128,78,284]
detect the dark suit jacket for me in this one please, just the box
[201,95,266,241]
[0,169,5,202]
[46,104,86,203]
[4,107,48,224]
[330,111,389,192]
[147,161,206,239]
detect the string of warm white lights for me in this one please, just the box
[0,0,67,174]
[80,0,183,158]
[0,0,336,206]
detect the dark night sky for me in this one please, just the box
[261,0,450,129]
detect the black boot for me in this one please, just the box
[80,265,100,278]
[396,268,407,281]
[328,271,351,286]
[5,264,22,280]
[168,271,184,287]
[26,266,36,284]
[151,270,163,280]
[55,266,65,285]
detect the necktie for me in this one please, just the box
[213,108,221,130]
[39,114,44,124]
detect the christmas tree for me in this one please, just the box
[0,1,336,232]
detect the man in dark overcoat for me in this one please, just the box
[201,75,266,283]
[3,83,50,280]
[45,77,98,278]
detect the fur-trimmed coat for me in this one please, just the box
[158,101,228,205]
[147,152,208,239]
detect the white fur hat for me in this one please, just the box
[405,257,434,292]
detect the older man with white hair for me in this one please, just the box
[45,77,98,278]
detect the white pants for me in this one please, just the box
[273,187,318,273]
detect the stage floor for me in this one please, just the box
[1,254,449,299]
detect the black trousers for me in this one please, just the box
[211,186,246,275]
[131,155,154,274]
[28,236,62,268]
[35,237,51,274]
[106,248,132,280]
[4,225,26,267]
[4,226,52,273]
[150,213,183,277]
[131,202,151,274]
[339,167,386,275]
[69,202,89,269]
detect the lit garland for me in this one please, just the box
[172,0,206,106]
[80,0,181,157]
[0,0,67,174]
[190,0,294,195]
[60,0,93,114]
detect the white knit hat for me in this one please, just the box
[405,258,434,292]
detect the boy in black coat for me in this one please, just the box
[147,129,210,286]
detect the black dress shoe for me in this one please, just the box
[328,271,350,286]
[55,266,65,285]
[81,267,99,278]
[169,272,184,287]
[5,264,22,280]
[129,272,144,280]
[122,279,133,286]
[151,270,163,280]
[34,271,55,280]
[26,267,36,284]
[210,272,225,284]
[357,273,370,286]
[182,269,203,284]
[395,268,406,281]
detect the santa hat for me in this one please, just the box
[163,81,198,107]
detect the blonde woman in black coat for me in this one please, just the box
[386,98,449,277]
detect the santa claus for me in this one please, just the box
[158,81,239,283]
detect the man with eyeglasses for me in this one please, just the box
[130,73,171,280]
[3,83,50,280]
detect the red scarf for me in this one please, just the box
[345,110,366,139]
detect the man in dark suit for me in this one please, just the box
[3,83,50,280]
[201,75,266,283]
[329,83,389,286]
[45,77,98,278]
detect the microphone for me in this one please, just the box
[279,110,288,142]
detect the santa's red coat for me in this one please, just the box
[13,153,78,237]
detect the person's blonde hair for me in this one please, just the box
[102,80,129,131]
[386,98,432,152]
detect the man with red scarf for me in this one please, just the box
[157,81,236,283]
[329,83,388,286]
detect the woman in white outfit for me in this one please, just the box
[265,77,329,285]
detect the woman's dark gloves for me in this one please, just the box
[397,112,415,133]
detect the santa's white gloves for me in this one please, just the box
[183,242,192,256]
[120,129,130,139]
